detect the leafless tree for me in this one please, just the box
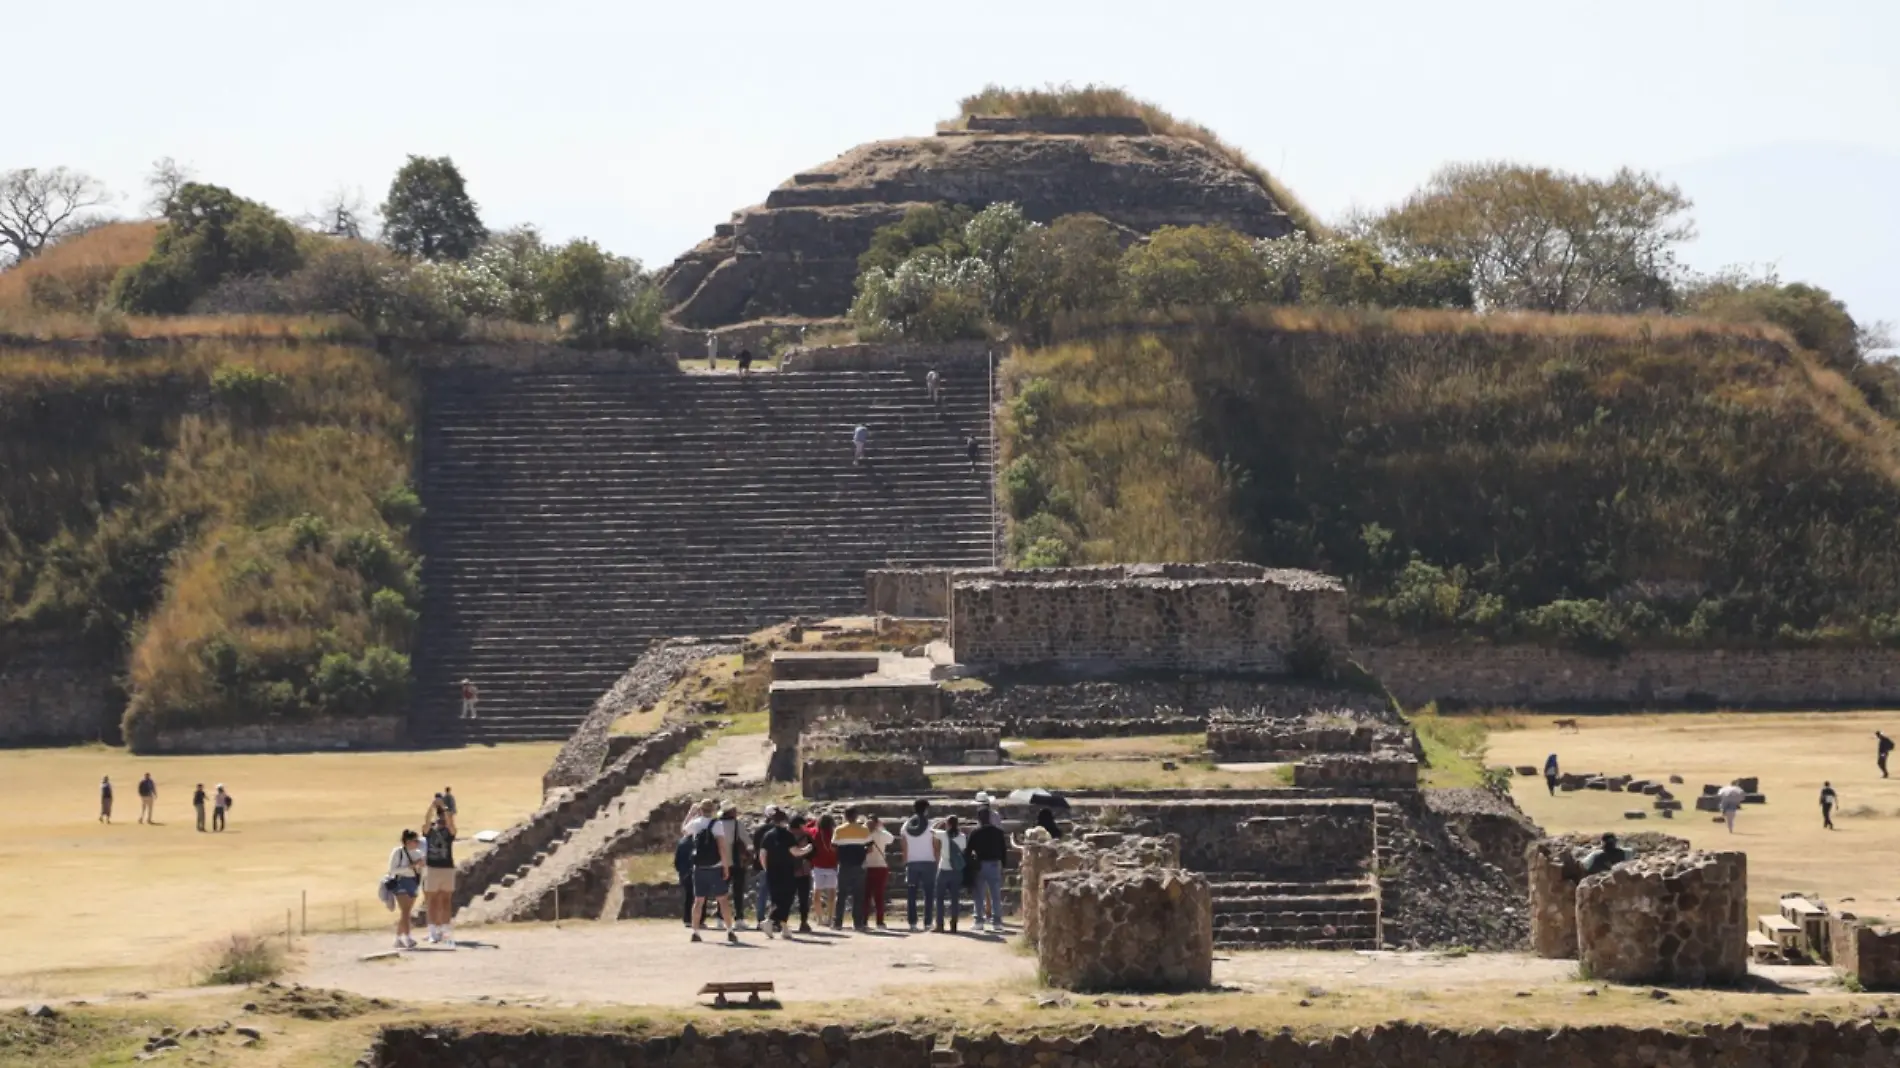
[143,156,195,217]
[0,167,111,264]
[299,186,377,241]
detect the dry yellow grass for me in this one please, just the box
[0,743,556,996]
[0,221,157,314]
[1488,711,1900,919]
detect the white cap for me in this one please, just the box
[974,791,992,804]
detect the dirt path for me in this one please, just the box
[457,735,772,926]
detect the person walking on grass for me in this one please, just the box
[902,798,938,931]
[192,783,208,832]
[810,813,840,928]
[137,773,157,824]
[1717,783,1746,833]
[933,815,969,933]
[1543,753,1560,796]
[864,815,895,929]
[1821,781,1839,830]
[967,807,1008,933]
[212,784,232,832]
[1879,731,1894,779]
[853,423,870,465]
[831,807,874,930]
[98,776,113,824]
[683,799,739,944]
[387,829,425,949]
[421,799,458,947]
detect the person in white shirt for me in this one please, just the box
[864,815,896,929]
[682,799,739,944]
[853,424,870,465]
[925,367,941,405]
[386,829,425,949]
[932,816,969,933]
[901,798,939,931]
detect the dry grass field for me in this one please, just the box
[0,743,556,996]
[1488,711,1900,918]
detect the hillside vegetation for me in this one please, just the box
[0,337,418,746]
[1001,309,1900,648]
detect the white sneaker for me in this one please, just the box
[395,937,408,950]
[402,935,418,949]
[442,927,454,945]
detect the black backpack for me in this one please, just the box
[693,823,721,866]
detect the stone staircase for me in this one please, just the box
[413,365,996,745]
[457,734,773,925]
[1206,874,1383,950]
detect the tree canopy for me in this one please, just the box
[380,155,486,262]
[111,182,303,314]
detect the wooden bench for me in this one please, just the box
[1758,914,1802,952]
[698,981,774,1007]
[1747,930,1780,962]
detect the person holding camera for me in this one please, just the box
[421,797,458,946]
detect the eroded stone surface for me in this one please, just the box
[1576,850,1748,985]
[1038,868,1214,992]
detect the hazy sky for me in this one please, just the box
[14,0,1898,328]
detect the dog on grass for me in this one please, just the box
[1553,718,1581,733]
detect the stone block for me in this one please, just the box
[1292,753,1419,789]
[1828,916,1900,990]
[1576,851,1748,985]
[799,754,928,800]
[1654,799,1683,811]
[1732,777,1759,793]
[1695,795,1721,812]
[1037,868,1213,992]
[1019,832,1181,945]
[1743,793,1766,805]
[1515,765,1538,776]
[1624,811,1647,820]
[962,749,1000,765]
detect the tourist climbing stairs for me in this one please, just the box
[413,363,996,746]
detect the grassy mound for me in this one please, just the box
[950,83,1323,236]
[0,221,159,320]
[1001,308,1900,647]
[0,335,419,745]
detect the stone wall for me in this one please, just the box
[0,637,116,746]
[865,567,987,617]
[1576,851,1748,985]
[1527,834,1690,959]
[371,1020,1900,1068]
[1096,799,1378,879]
[1293,754,1419,789]
[808,722,1003,763]
[452,723,702,913]
[778,339,992,372]
[1019,832,1182,944]
[951,568,1347,673]
[768,681,943,778]
[1363,643,1900,708]
[415,345,677,373]
[543,637,739,793]
[1830,915,1900,990]
[1207,715,1409,762]
[1039,868,1213,992]
[799,753,930,800]
[141,716,403,754]
[962,115,1152,135]
[949,678,1389,740]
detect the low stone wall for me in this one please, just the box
[949,679,1389,740]
[616,879,685,921]
[818,723,1002,763]
[452,723,702,913]
[952,570,1347,674]
[371,1020,1900,1068]
[1020,832,1182,944]
[141,716,403,754]
[1362,643,1900,708]
[543,637,739,793]
[1207,715,1409,761]
[799,753,930,800]
[778,339,992,372]
[1039,868,1213,992]
[1293,754,1419,789]
[865,567,985,618]
[0,637,116,746]
[768,681,944,778]
[1527,833,1690,959]
[964,115,1152,135]
[1576,851,1748,985]
[1830,916,1900,990]
[1099,799,1378,879]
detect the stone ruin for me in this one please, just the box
[1206,709,1411,762]
[1292,752,1420,789]
[1577,851,1748,985]
[1527,833,1689,958]
[1018,830,1214,993]
[1754,892,1900,990]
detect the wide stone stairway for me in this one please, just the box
[413,365,995,745]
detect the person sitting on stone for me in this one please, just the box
[1579,832,1627,875]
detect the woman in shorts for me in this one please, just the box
[387,829,425,949]
[809,813,839,928]
[421,801,458,946]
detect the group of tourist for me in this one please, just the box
[97,774,232,831]
[675,795,1062,943]
[383,787,462,950]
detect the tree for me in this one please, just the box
[143,157,195,217]
[380,155,485,261]
[0,167,110,264]
[1255,234,1474,310]
[539,238,658,347]
[111,182,303,313]
[1373,162,1694,313]
[302,187,375,241]
[1002,213,1126,340]
[857,203,974,276]
[1682,269,1865,369]
[1119,225,1267,309]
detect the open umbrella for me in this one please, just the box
[1004,788,1070,810]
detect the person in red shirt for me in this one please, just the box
[459,679,479,720]
[809,814,839,929]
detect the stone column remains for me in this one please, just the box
[1038,868,1213,992]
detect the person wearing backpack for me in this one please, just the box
[212,785,233,832]
[901,798,938,931]
[932,816,969,933]
[681,799,739,944]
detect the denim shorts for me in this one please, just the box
[693,866,730,898]
[811,868,839,891]
[390,875,420,897]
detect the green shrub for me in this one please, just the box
[199,934,284,986]
[112,183,303,313]
[1001,456,1049,519]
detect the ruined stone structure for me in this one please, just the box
[799,752,930,800]
[412,360,994,744]
[373,1019,1900,1068]
[949,565,1346,673]
[0,636,115,746]
[804,721,1002,763]
[658,121,1299,329]
[1527,833,1689,959]
[1293,753,1419,789]
[1038,868,1214,992]
[1206,712,1410,762]
[1575,851,1748,985]
[1018,831,1183,945]
[1828,914,1900,990]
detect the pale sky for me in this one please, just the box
[13,0,1899,329]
